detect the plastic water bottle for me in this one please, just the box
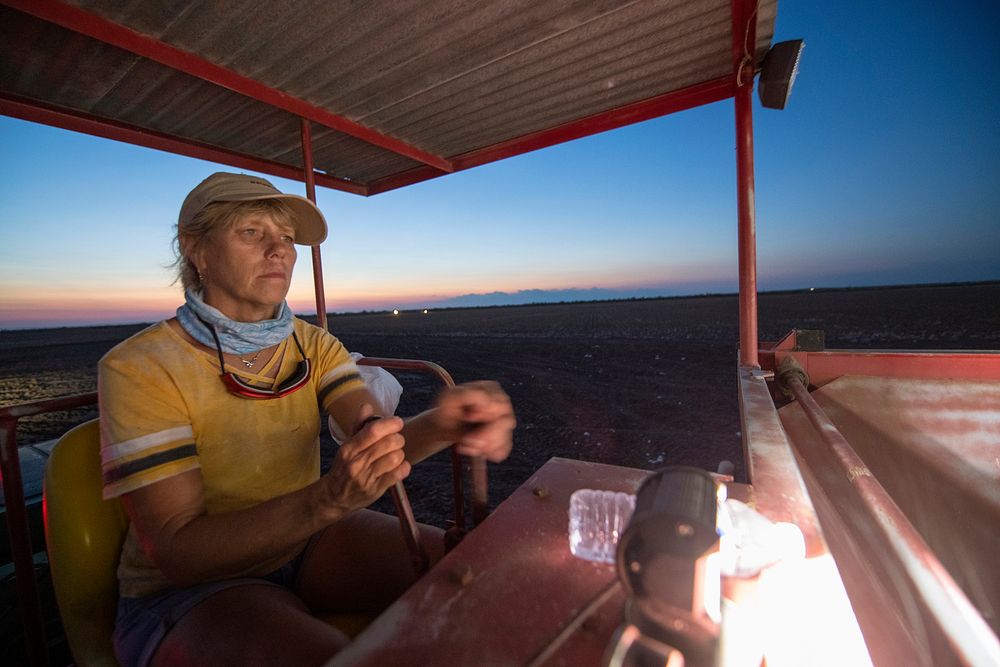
[568,489,636,564]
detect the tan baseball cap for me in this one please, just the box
[179,172,328,246]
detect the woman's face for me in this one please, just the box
[193,211,298,322]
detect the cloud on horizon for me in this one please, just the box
[387,283,738,310]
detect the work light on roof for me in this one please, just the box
[758,40,805,110]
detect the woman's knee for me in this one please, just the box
[151,584,347,667]
[295,510,444,613]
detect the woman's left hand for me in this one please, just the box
[434,381,516,462]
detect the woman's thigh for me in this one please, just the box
[151,583,348,667]
[295,509,445,614]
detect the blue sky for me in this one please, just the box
[1,1,998,329]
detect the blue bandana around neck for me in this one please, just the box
[176,289,294,355]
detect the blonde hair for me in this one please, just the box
[172,199,295,291]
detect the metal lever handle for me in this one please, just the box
[357,414,430,576]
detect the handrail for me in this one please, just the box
[0,390,98,420]
[777,372,1000,666]
[1,391,98,667]
[356,357,491,531]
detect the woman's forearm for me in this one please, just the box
[400,409,454,464]
[124,474,348,588]
[127,417,408,588]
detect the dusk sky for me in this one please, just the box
[1,1,998,330]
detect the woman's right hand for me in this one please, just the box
[320,405,410,515]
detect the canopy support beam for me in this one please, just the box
[0,92,368,196]
[733,0,759,368]
[4,0,453,173]
[367,76,736,195]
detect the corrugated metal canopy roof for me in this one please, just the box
[1,0,776,195]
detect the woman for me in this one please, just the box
[99,172,516,666]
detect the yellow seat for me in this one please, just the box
[42,419,376,666]
[43,418,127,667]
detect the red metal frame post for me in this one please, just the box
[300,118,328,331]
[1,421,47,667]
[0,392,97,667]
[733,0,759,368]
[735,86,758,367]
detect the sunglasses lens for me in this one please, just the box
[222,360,310,399]
[276,360,310,393]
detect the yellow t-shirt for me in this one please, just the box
[99,318,365,597]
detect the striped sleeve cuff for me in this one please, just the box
[317,360,366,407]
[102,425,200,499]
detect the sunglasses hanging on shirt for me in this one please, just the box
[198,315,311,399]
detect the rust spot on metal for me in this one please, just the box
[450,563,474,587]
[580,615,601,635]
[532,486,550,499]
[847,466,872,482]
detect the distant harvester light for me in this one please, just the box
[422,309,429,314]
[393,309,399,315]
[758,39,804,110]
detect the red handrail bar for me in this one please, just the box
[778,374,1000,665]
[355,356,490,531]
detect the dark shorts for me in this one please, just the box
[112,550,306,667]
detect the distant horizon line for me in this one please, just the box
[335,279,999,314]
[3,279,995,333]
